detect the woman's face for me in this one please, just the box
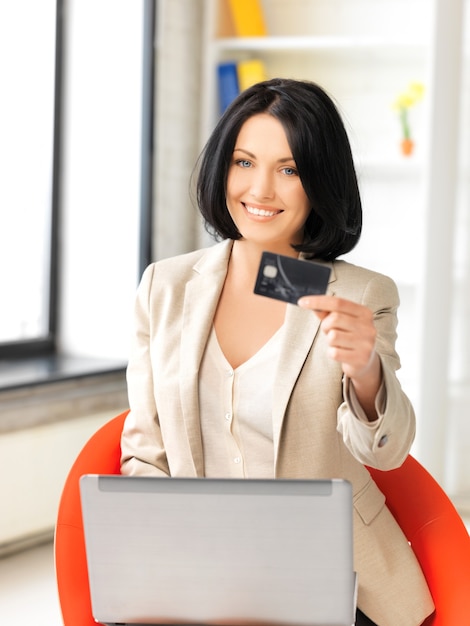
[226,113,311,254]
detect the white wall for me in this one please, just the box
[58,0,146,360]
[0,411,116,551]
[153,0,205,259]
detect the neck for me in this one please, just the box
[228,239,299,288]
[232,237,297,263]
[228,241,262,286]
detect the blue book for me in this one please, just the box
[217,61,240,114]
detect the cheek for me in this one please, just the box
[225,173,241,220]
[293,190,311,222]
[281,177,309,206]
[226,168,243,199]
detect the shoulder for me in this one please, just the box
[330,259,399,307]
[141,239,232,285]
[331,259,396,287]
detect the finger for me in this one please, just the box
[297,295,329,319]
[313,308,330,321]
[298,295,363,317]
[297,294,324,311]
[321,311,373,335]
[326,329,374,357]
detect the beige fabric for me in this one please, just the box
[121,239,435,626]
[199,326,279,478]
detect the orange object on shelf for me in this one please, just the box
[401,138,414,156]
[237,58,267,91]
[227,0,267,36]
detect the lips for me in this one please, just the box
[244,204,282,217]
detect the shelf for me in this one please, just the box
[213,35,428,54]
[355,157,424,178]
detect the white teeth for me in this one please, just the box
[245,205,278,217]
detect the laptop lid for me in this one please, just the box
[80,476,356,626]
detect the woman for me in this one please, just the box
[120,78,434,625]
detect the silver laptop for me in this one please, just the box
[80,476,356,626]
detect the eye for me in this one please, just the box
[235,159,252,168]
[281,166,298,176]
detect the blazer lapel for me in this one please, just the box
[179,240,233,476]
[272,261,336,463]
[272,304,321,459]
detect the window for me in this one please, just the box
[0,0,62,356]
[0,0,155,362]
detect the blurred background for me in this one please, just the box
[0,0,469,623]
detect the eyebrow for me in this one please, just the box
[233,148,295,164]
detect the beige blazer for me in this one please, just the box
[121,239,434,626]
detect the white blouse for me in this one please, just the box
[198,326,283,478]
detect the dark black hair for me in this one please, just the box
[196,78,362,261]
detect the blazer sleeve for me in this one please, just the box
[120,264,170,476]
[336,272,416,470]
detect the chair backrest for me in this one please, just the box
[55,411,470,626]
[368,456,470,626]
[54,410,129,626]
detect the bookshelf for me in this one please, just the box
[201,1,430,167]
[200,0,431,275]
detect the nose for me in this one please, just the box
[250,167,275,201]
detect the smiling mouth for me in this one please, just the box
[244,204,282,217]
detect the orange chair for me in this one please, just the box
[368,457,470,625]
[55,411,470,626]
[54,409,129,626]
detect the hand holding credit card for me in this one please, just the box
[254,251,331,305]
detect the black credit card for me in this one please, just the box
[254,251,331,305]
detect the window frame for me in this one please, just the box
[1,0,155,361]
[0,0,63,360]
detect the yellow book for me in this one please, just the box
[227,0,267,37]
[237,59,267,92]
